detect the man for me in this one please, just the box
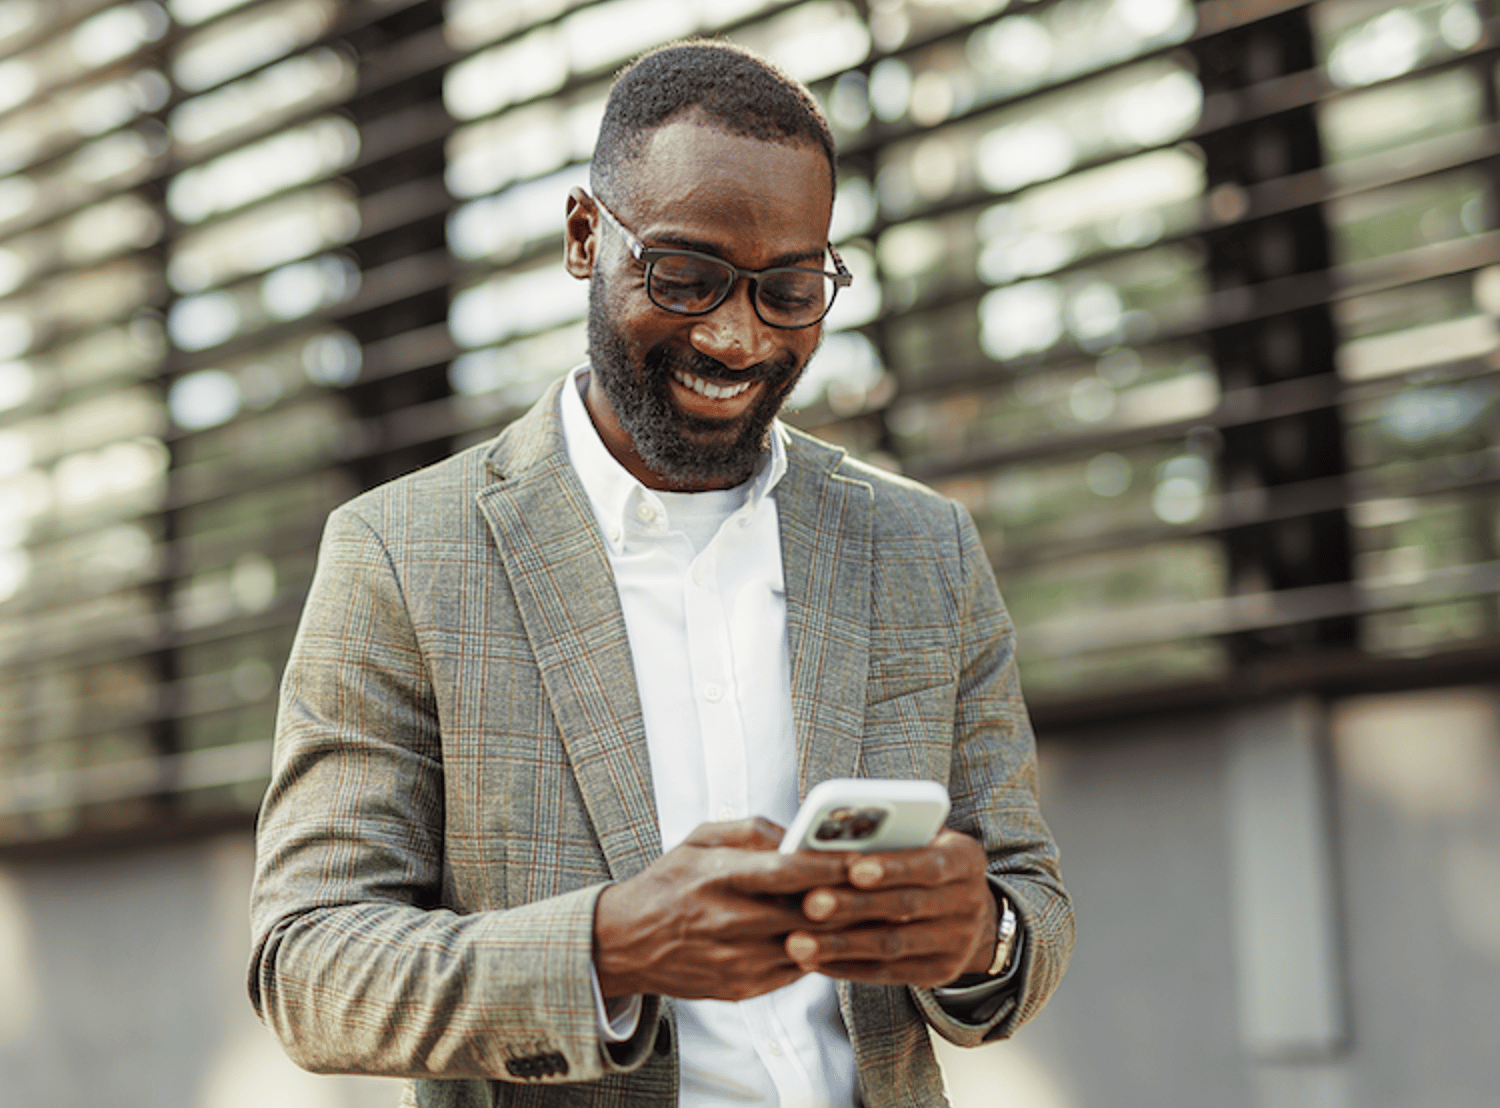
[250,40,1072,1108]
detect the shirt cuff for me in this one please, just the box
[590,962,643,1043]
[930,888,1026,1020]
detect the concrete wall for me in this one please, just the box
[2,688,1498,1107]
[936,687,1500,1108]
[0,830,391,1108]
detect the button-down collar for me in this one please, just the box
[558,364,787,555]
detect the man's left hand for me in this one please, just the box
[784,829,998,989]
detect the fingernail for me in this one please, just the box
[787,933,817,961]
[851,859,882,886]
[807,891,836,919]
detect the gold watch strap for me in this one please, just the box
[987,896,1017,977]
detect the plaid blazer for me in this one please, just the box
[249,378,1073,1108]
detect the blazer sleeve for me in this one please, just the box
[913,500,1075,1046]
[247,504,661,1083]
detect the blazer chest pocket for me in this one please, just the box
[862,656,957,782]
[866,654,954,706]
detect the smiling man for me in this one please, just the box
[570,116,835,491]
[250,40,1072,1108]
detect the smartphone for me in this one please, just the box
[778,778,950,854]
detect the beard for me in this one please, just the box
[586,277,806,488]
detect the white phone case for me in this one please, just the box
[778,778,950,854]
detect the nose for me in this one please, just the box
[687,279,777,371]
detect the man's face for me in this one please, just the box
[567,117,834,491]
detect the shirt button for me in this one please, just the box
[636,501,656,522]
[704,683,722,702]
[608,528,620,544]
[691,565,704,586]
[717,805,735,821]
[767,1040,783,1057]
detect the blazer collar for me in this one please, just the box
[774,428,874,799]
[480,376,572,483]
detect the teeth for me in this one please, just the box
[673,369,752,400]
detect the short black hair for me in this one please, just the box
[590,39,837,206]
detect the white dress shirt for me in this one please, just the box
[560,365,860,1108]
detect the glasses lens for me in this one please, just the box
[757,269,836,327]
[648,254,734,313]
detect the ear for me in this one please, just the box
[564,187,597,279]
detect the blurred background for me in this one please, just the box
[0,0,1497,1104]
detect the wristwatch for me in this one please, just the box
[986,895,1018,978]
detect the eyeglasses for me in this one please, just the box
[592,195,852,330]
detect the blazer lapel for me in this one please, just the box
[474,386,663,881]
[775,431,873,798]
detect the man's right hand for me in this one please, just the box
[593,818,850,1002]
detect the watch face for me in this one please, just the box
[998,903,1016,940]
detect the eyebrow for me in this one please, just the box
[646,229,828,269]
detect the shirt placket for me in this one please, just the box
[727,495,817,1107]
[683,533,749,823]
[739,993,819,1107]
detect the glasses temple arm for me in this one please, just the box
[826,241,853,286]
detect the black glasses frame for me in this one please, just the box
[591,195,852,330]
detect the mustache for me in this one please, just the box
[650,345,798,387]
